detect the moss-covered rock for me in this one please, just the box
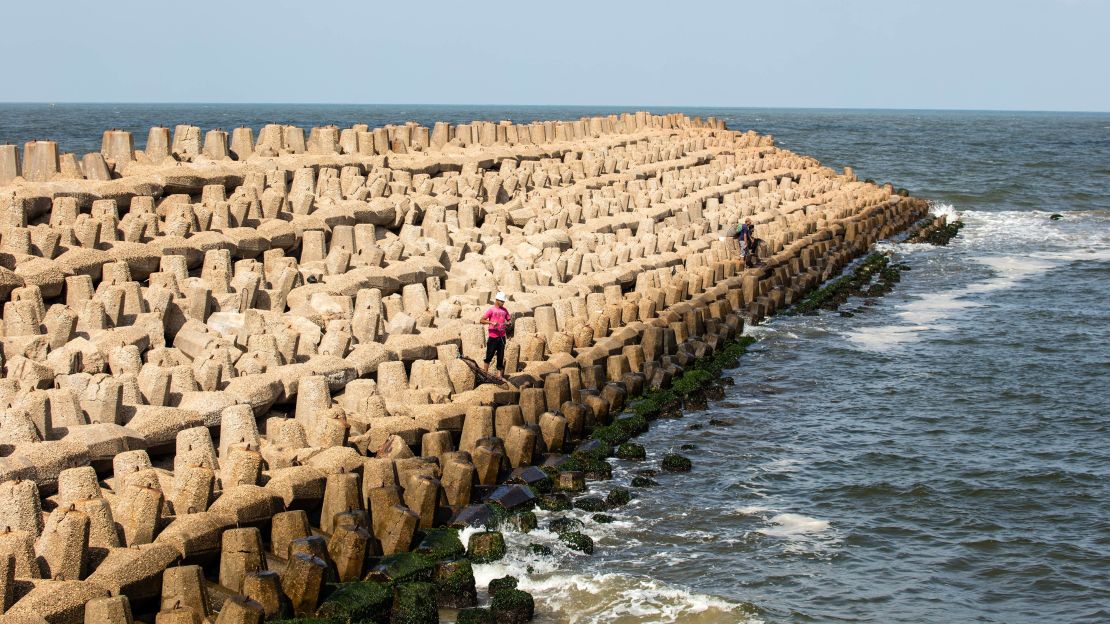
[490,588,535,624]
[565,452,612,481]
[589,423,631,446]
[614,415,648,437]
[367,552,436,584]
[315,580,392,624]
[507,511,538,533]
[548,517,584,534]
[592,514,616,524]
[683,389,708,411]
[488,575,519,595]
[558,531,594,554]
[672,369,713,396]
[661,453,692,472]
[456,607,495,624]
[466,531,507,563]
[615,442,646,460]
[390,582,438,624]
[415,527,465,561]
[527,543,553,557]
[536,493,572,512]
[605,487,631,508]
[573,496,607,512]
[484,501,537,531]
[433,559,477,609]
[631,475,658,488]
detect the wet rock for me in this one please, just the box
[315,580,392,624]
[554,471,585,492]
[606,487,631,508]
[548,517,584,534]
[573,496,607,512]
[390,581,437,624]
[661,453,692,472]
[367,552,436,584]
[615,443,646,460]
[527,543,553,557]
[506,511,537,533]
[433,559,478,609]
[466,531,506,563]
[631,476,659,488]
[485,484,536,511]
[558,531,594,554]
[683,390,708,411]
[415,527,465,561]
[490,588,535,624]
[535,494,572,512]
[488,575,518,594]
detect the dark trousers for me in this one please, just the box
[484,336,506,371]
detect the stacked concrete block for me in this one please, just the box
[0,111,928,621]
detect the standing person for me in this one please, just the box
[480,292,510,378]
[738,218,756,267]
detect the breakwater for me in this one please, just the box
[0,112,928,623]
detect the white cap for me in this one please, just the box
[495,292,507,302]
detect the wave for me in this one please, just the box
[844,208,1110,351]
[756,513,831,538]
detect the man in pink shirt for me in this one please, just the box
[480,292,511,378]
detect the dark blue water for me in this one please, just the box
[3,105,1107,623]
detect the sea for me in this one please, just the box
[2,105,1107,623]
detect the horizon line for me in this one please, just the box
[0,101,1107,115]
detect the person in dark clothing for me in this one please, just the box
[738,218,759,267]
[480,292,510,377]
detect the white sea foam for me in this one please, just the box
[757,513,830,537]
[515,572,757,624]
[844,208,1110,351]
[471,544,759,624]
[929,201,961,223]
[759,458,803,474]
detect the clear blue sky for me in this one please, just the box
[2,0,1106,111]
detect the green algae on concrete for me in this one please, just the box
[558,531,595,554]
[490,588,536,624]
[367,552,437,585]
[415,528,466,561]
[606,487,631,508]
[466,531,507,563]
[488,575,519,594]
[661,453,693,472]
[390,582,438,624]
[433,558,478,609]
[615,442,647,460]
[315,580,392,624]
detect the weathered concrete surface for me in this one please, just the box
[0,112,927,621]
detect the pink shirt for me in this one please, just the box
[482,306,510,338]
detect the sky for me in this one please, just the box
[1,0,1107,111]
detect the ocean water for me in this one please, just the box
[2,105,1107,623]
